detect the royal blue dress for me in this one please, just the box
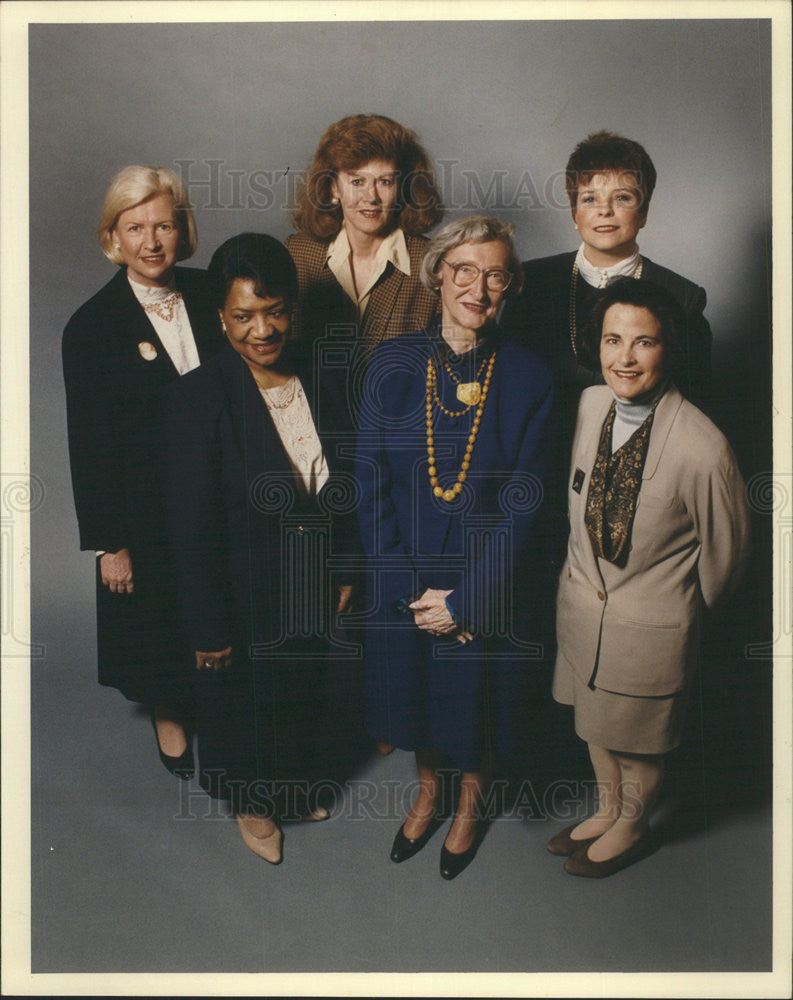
[355,328,553,771]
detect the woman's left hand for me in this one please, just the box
[336,583,354,614]
[409,588,473,643]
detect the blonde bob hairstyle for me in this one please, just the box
[291,114,444,241]
[97,165,198,264]
[419,215,524,297]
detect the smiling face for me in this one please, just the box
[573,171,646,267]
[330,158,399,240]
[600,302,666,400]
[437,239,511,338]
[220,278,292,378]
[112,193,181,287]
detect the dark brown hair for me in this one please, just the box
[580,277,685,374]
[565,130,657,216]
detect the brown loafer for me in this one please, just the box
[563,830,657,878]
[546,823,600,857]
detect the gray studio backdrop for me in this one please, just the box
[30,15,772,666]
[27,16,772,974]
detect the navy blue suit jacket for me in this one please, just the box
[356,330,553,632]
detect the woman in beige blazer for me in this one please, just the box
[549,277,750,878]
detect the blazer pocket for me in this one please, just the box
[618,617,681,629]
[637,489,676,509]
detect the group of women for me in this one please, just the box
[62,115,750,880]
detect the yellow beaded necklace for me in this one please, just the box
[426,350,497,502]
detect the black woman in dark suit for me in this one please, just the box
[62,165,223,779]
[161,234,359,862]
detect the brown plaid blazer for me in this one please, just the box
[285,231,440,363]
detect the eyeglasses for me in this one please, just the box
[441,259,513,292]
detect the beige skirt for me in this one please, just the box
[552,650,690,755]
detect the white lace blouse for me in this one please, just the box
[127,275,200,375]
[258,376,330,501]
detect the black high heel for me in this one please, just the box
[439,825,485,881]
[151,710,194,780]
[390,816,443,863]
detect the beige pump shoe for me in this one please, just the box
[236,814,283,864]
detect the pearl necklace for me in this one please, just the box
[568,257,643,360]
[426,351,497,502]
[259,376,297,409]
[140,290,181,322]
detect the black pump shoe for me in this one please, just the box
[390,817,442,863]
[151,711,194,780]
[439,827,484,881]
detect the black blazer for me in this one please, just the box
[500,251,712,411]
[62,266,224,554]
[160,342,360,655]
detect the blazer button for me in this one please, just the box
[597,590,605,601]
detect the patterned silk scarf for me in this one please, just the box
[584,401,656,564]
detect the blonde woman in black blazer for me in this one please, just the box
[62,165,223,778]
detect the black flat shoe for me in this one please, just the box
[390,817,442,863]
[151,711,194,780]
[439,827,484,881]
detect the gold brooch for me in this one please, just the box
[138,341,158,361]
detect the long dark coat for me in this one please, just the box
[160,342,361,811]
[355,329,553,772]
[62,266,223,709]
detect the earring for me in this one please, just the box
[331,197,340,206]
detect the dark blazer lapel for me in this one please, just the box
[109,269,180,379]
[217,345,297,509]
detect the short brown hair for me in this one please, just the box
[565,131,657,217]
[97,165,197,264]
[291,114,443,240]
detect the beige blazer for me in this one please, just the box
[555,384,750,697]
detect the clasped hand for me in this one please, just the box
[409,588,473,644]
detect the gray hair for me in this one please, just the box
[419,214,523,295]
